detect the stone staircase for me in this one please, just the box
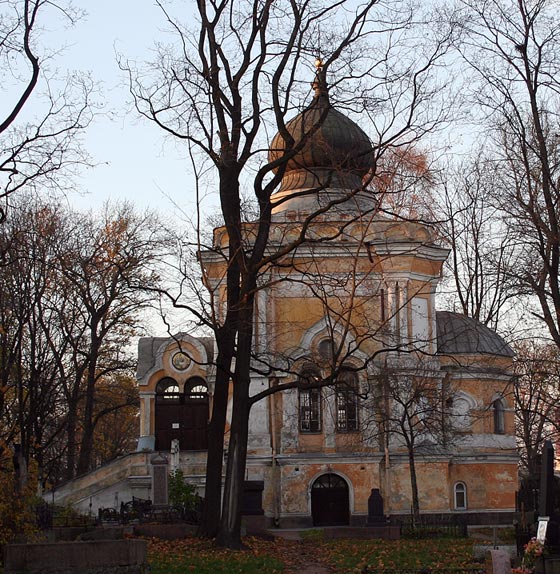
[44,452,153,514]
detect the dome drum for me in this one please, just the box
[276,167,364,194]
[269,69,373,213]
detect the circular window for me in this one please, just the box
[172,351,191,371]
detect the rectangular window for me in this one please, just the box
[299,388,321,432]
[411,296,429,351]
[336,387,358,431]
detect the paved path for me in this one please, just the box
[275,536,332,574]
[298,564,331,574]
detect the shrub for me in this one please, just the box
[168,469,198,511]
[0,450,39,545]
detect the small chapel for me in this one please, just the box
[134,66,518,528]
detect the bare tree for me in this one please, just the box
[0,199,163,482]
[374,145,437,223]
[457,0,560,346]
[129,0,456,547]
[513,340,560,479]
[55,203,163,476]
[436,156,519,331]
[91,372,139,468]
[0,200,67,474]
[0,0,94,219]
[358,361,453,524]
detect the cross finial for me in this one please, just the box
[312,57,328,99]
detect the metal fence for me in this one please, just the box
[35,497,202,530]
[98,496,202,525]
[35,502,97,530]
[394,515,468,539]
[361,569,485,574]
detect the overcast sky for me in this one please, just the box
[48,1,198,219]
[39,2,200,336]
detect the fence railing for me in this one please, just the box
[98,496,202,525]
[36,497,202,530]
[36,502,96,530]
[393,515,468,539]
[361,569,485,574]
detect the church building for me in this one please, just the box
[134,67,518,528]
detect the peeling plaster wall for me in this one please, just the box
[131,212,518,528]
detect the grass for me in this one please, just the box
[468,526,516,544]
[146,535,480,574]
[324,538,478,572]
[147,537,284,574]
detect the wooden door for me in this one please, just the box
[311,473,350,526]
[154,402,187,451]
[184,401,209,450]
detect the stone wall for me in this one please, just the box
[3,540,148,574]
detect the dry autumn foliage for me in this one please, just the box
[145,534,477,574]
[0,447,39,546]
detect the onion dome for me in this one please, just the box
[269,65,372,195]
[436,311,514,357]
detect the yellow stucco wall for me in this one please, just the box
[139,212,518,525]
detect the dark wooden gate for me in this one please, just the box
[154,402,187,451]
[183,400,208,450]
[154,377,208,451]
[311,473,350,526]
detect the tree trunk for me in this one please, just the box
[197,331,233,537]
[77,337,100,475]
[216,301,254,549]
[198,171,242,537]
[216,376,250,549]
[408,447,420,524]
[65,405,78,480]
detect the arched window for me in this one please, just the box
[454,482,467,510]
[336,369,359,432]
[312,473,348,490]
[318,339,334,360]
[493,399,505,434]
[185,377,208,400]
[155,377,180,403]
[299,369,321,433]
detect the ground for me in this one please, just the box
[146,535,482,574]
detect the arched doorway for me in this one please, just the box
[154,377,181,451]
[183,377,209,450]
[311,473,350,526]
[154,377,209,451]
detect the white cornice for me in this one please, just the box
[273,453,384,465]
[201,240,449,265]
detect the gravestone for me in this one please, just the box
[539,440,559,546]
[366,488,385,526]
[486,549,511,574]
[151,453,168,506]
[241,481,264,515]
[241,481,266,534]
